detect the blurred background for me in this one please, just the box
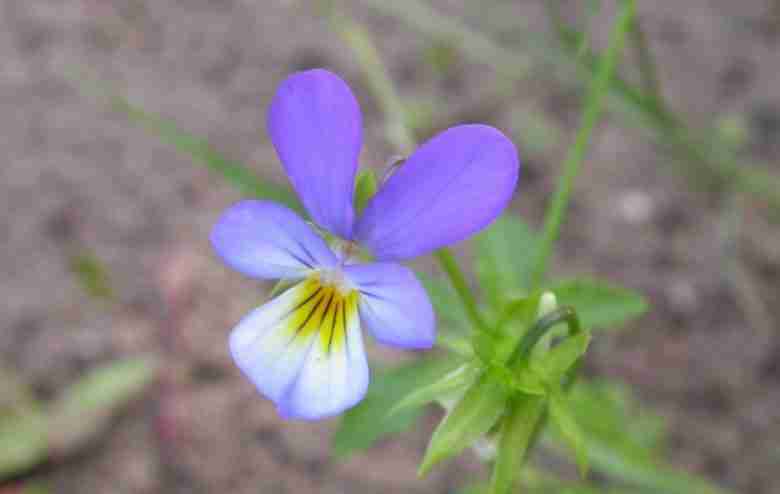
[1,0,779,493]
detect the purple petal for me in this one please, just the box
[268,69,363,239]
[355,124,520,260]
[344,262,435,349]
[211,200,337,279]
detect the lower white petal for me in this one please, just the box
[229,275,368,420]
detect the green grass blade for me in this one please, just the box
[530,0,635,287]
[110,96,301,210]
[362,0,780,210]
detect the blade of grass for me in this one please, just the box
[546,2,780,209]
[529,0,635,287]
[332,15,415,154]
[111,96,301,210]
[68,69,301,211]
[335,12,490,335]
[361,0,780,211]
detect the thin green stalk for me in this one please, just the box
[434,248,489,333]
[530,0,635,287]
[332,14,415,154]
[548,4,780,208]
[506,306,582,369]
[362,0,780,210]
[336,12,489,333]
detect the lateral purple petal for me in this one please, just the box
[355,124,519,260]
[211,200,337,280]
[267,69,362,239]
[344,262,435,349]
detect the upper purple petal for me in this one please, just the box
[354,124,520,261]
[267,69,362,239]
[211,200,337,279]
[344,262,435,349]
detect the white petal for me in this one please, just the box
[229,276,369,420]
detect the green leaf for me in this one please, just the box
[548,390,589,477]
[48,356,158,455]
[0,409,49,481]
[489,396,546,494]
[110,96,301,210]
[565,438,728,494]
[531,330,591,385]
[492,293,541,362]
[354,168,378,213]
[419,372,508,476]
[437,333,475,358]
[550,278,647,330]
[458,485,489,494]
[332,356,460,458]
[69,250,113,300]
[22,484,50,494]
[0,369,49,480]
[565,380,666,454]
[485,362,546,396]
[415,269,475,358]
[390,362,480,416]
[473,215,539,309]
[417,272,470,328]
[545,380,731,494]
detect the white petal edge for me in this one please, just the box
[229,277,369,420]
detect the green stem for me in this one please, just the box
[332,14,415,154]
[336,12,490,334]
[363,0,780,211]
[434,248,490,333]
[506,306,582,370]
[529,0,635,287]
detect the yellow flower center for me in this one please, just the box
[285,273,359,353]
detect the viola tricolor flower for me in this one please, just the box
[211,69,519,420]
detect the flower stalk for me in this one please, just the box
[530,0,635,288]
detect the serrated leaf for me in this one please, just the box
[531,330,591,385]
[473,215,539,309]
[333,356,460,458]
[489,396,546,494]
[390,362,480,416]
[48,356,158,455]
[419,372,508,476]
[548,391,589,477]
[550,278,647,330]
[354,168,378,213]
